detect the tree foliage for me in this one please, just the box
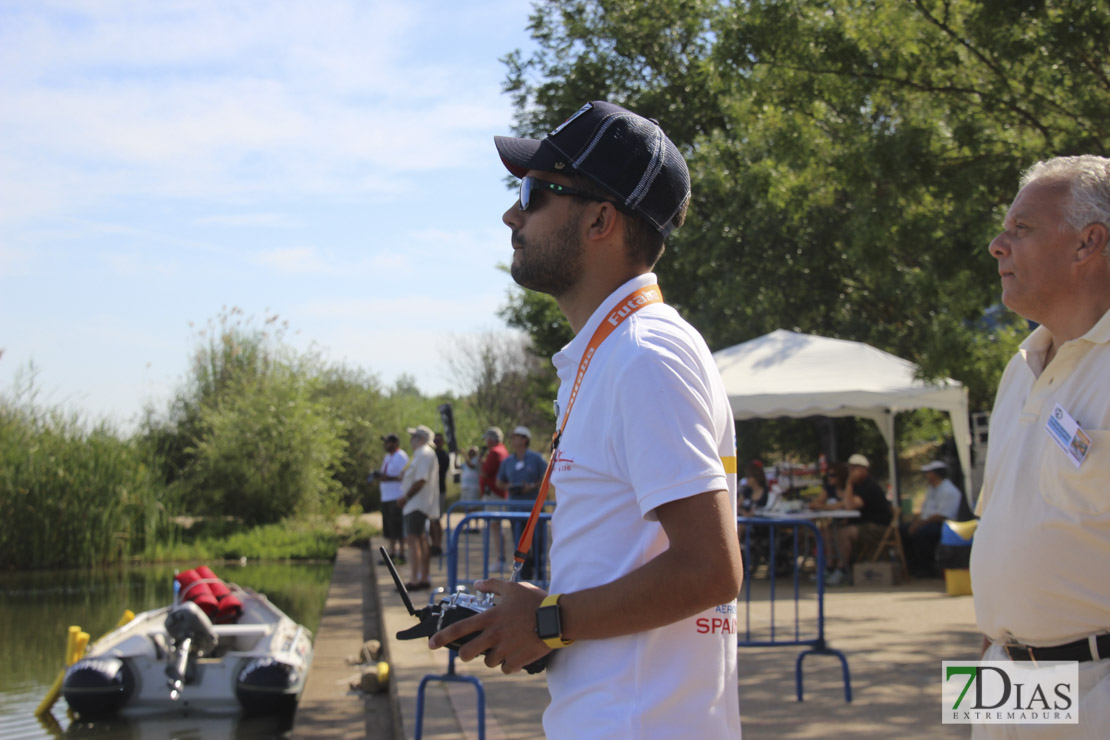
[441,330,556,441]
[187,367,346,525]
[501,0,1109,411]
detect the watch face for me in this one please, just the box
[536,606,561,639]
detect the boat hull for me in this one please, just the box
[62,584,313,719]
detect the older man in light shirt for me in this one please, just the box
[971,155,1110,738]
[900,460,962,577]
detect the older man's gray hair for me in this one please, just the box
[1021,155,1110,255]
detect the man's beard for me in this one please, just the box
[509,218,584,297]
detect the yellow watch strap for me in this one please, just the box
[539,593,574,649]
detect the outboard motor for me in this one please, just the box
[163,600,218,701]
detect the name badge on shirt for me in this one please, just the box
[1045,403,1091,469]
[515,460,525,471]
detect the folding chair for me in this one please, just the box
[866,504,910,580]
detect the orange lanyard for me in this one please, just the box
[511,284,663,581]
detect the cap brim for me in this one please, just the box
[494,135,562,178]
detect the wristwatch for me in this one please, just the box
[536,593,574,649]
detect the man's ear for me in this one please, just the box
[1076,223,1109,263]
[583,201,622,241]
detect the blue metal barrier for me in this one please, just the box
[446,511,553,591]
[736,516,852,702]
[414,672,486,740]
[412,511,554,738]
[441,500,556,575]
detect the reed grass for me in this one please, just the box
[0,400,170,570]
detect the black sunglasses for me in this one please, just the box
[518,175,609,212]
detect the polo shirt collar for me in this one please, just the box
[1081,305,1110,346]
[1019,306,1110,373]
[552,272,658,370]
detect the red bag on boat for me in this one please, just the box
[196,565,243,624]
[195,566,230,599]
[174,568,219,618]
[215,593,243,624]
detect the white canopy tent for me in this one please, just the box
[713,330,973,499]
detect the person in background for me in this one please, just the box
[457,446,482,529]
[497,425,548,580]
[900,460,962,577]
[739,460,768,514]
[429,432,451,556]
[809,462,848,511]
[398,424,439,591]
[479,427,509,566]
[971,155,1110,736]
[809,462,848,569]
[374,433,408,565]
[827,453,892,585]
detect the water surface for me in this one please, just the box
[0,561,332,738]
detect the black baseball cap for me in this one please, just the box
[495,101,691,237]
[381,433,400,444]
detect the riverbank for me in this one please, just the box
[302,530,982,738]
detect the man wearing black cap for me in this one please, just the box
[430,101,743,738]
[374,433,408,565]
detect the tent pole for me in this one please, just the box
[887,410,899,510]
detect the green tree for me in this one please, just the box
[502,0,1108,411]
[187,367,346,525]
[442,330,556,439]
[141,309,352,522]
[313,364,390,509]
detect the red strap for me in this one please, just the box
[511,284,663,580]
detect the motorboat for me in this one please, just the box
[62,567,313,718]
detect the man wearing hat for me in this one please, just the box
[399,424,439,591]
[497,426,548,579]
[430,101,743,739]
[900,461,962,577]
[828,453,893,585]
[374,433,408,565]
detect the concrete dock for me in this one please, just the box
[296,535,984,739]
[292,546,399,739]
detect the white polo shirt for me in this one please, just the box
[971,308,1110,645]
[379,449,408,503]
[543,273,740,740]
[401,443,439,517]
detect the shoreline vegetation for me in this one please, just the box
[0,309,463,571]
[3,307,958,571]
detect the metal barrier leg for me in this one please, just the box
[795,645,852,703]
[414,672,487,740]
[737,517,853,705]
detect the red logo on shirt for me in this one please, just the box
[552,449,575,473]
[696,617,738,635]
[697,604,737,634]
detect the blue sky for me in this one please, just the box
[0,0,539,431]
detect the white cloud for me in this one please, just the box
[250,246,341,276]
[194,212,302,228]
[0,1,518,220]
[0,0,537,428]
